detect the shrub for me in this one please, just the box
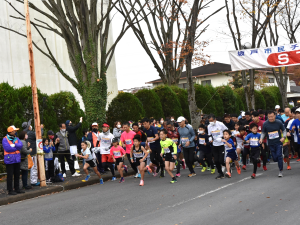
[106,92,145,127]
[261,87,279,110]
[134,89,164,119]
[194,84,216,115]
[217,86,237,114]
[267,86,282,108]
[234,88,266,111]
[205,85,224,117]
[153,85,182,118]
[234,92,245,114]
[170,86,190,122]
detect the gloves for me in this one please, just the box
[80,117,83,123]
[10,144,15,148]
[208,137,212,142]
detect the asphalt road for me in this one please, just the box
[0,161,299,225]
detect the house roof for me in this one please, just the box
[290,86,300,93]
[146,62,293,84]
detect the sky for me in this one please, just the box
[112,1,235,91]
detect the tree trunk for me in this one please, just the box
[186,57,201,129]
[249,69,255,109]
[242,70,250,111]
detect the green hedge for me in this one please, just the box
[205,85,224,117]
[217,86,237,114]
[194,84,216,115]
[134,89,164,119]
[153,85,182,118]
[107,92,145,127]
[234,92,245,114]
[170,86,190,122]
[234,88,266,110]
[267,86,282,108]
[261,87,279,110]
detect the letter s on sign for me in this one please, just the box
[278,54,289,64]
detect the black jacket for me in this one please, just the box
[66,123,82,146]
[25,128,44,156]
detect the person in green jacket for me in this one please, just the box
[160,129,178,184]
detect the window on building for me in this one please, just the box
[201,80,211,86]
[268,78,274,83]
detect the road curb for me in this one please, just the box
[0,169,136,206]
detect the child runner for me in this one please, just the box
[245,123,261,179]
[197,124,215,174]
[130,135,151,186]
[110,138,127,183]
[43,138,56,183]
[222,130,241,178]
[232,124,244,163]
[159,129,178,184]
[76,141,103,184]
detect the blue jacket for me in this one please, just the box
[276,115,284,124]
[2,135,22,164]
[43,145,56,161]
[178,125,196,148]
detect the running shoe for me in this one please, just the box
[297,159,300,162]
[207,167,211,171]
[236,166,241,175]
[222,166,226,173]
[83,174,90,182]
[278,171,283,177]
[215,173,225,179]
[112,177,117,181]
[100,178,104,185]
[72,172,81,177]
[257,162,261,168]
[289,154,292,159]
[134,173,139,178]
[119,177,125,183]
[263,166,267,171]
[201,167,207,173]
[225,172,231,178]
[211,169,215,174]
[192,173,196,177]
[251,173,256,179]
[242,165,246,170]
[146,165,152,173]
[137,173,141,178]
[283,158,287,163]
[175,173,181,177]
[139,180,144,186]
[293,155,298,159]
[160,170,165,178]
[123,165,128,173]
[63,173,66,178]
[170,179,177,184]
[188,174,193,177]
[182,159,186,169]
[287,166,291,170]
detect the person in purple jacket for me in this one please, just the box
[2,125,25,195]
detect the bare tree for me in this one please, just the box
[0,0,141,124]
[225,0,282,110]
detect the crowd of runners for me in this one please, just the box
[3,104,299,194]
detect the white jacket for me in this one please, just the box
[98,131,114,154]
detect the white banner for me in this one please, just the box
[229,43,300,71]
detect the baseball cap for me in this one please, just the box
[102,123,109,128]
[47,130,54,135]
[177,116,185,123]
[275,105,280,109]
[296,108,300,113]
[7,125,19,133]
[92,122,98,127]
[112,138,119,143]
[241,111,245,117]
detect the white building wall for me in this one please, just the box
[0,0,118,109]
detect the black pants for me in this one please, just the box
[102,162,115,176]
[242,148,250,166]
[6,163,20,192]
[58,150,75,174]
[95,152,104,173]
[183,147,195,174]
[176,153,183,174]
[126,153,138,173]
[45,159,54,180]
[212,145,225,174]
[251,147,261,174]
[150,148,164,171]
[198,151,214,169]
[261,144,267,166]
[21,169,28,188]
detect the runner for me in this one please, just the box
[222,130,241,178]
[76,141,103,184]
[110,138,127,183]
[130,135,151,186]
[245,123,261,179]
[197,124,215,174]
[287,107,298,160]
[207,114,228,179]
[177,116,196,177]
[159,129,178,183]
[232,123,243,163]
[260,111,286,177]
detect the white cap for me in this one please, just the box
[177,116,185,123]
[92,122,98,126]
[241,111,245,117]
[275,105,280,109]
[296,108,300,113]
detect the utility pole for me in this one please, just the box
[24,0,46,187]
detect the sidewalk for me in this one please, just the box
[0,162,135,206]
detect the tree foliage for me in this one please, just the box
[153,86,182,118]
[218,86,237,114]
[260,87,279,110]
[234,92,245,114]
[194,84,216,115]
[205,85,224,117]
[170,86,190,122]
[107,92,145,127]
[134,89,164,119]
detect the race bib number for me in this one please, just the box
[134,152,142,158]
[250,138,259,146]
[211,130,220,137]
[268,131,279,139]
[102,138,111,145]
[172,138,178,143]
[125,139,132,145]
[113,151,121,157]
[199,138,205,145]
[148,137,154,143]
[181,138,189,145]
[164,147,170,153]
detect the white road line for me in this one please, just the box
[169,173,263,208]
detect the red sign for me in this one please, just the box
[267,50,300,66]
